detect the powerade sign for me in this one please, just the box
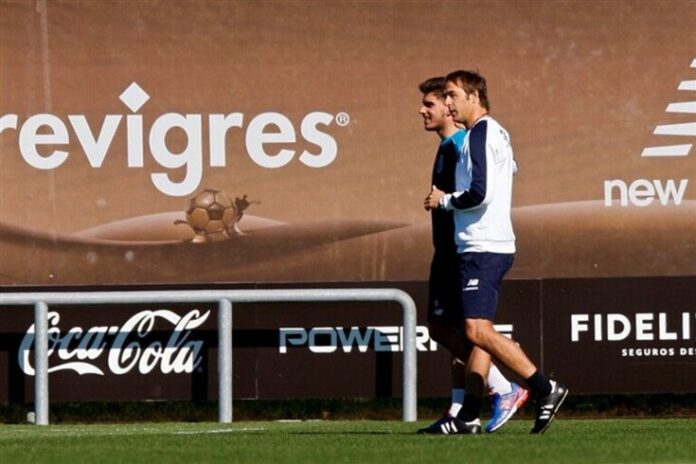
[0,82,350,196]
[278,324,515,353]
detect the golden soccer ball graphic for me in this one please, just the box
[184,189,237,242]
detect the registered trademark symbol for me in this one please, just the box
[335,112,351,127]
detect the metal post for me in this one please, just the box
[399,293,417,422]
[218,299,233,423]
[34,301,49,425]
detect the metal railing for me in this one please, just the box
[0,288,418,425]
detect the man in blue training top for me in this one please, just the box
[425,69,568,434]
[416,76,528,435]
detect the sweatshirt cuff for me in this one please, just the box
[439,194,451,210]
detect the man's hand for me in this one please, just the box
[424,185,445,211]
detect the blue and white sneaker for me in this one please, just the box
[485,382,530,433]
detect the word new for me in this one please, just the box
[604,178,688,207]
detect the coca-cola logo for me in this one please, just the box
[19,309,210,376]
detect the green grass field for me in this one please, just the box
[1,419,695,464]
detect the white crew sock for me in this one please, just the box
[487,365,513,396]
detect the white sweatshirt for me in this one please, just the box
[438,115,516,254]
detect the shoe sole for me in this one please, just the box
[532,387,569,434]
[485,389,530,433]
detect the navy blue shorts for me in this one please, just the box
[427,252,461,326]
[457,252,514,321]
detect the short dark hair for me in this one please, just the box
[418,76,447,100]
[445,69,490,111]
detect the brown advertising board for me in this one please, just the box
[1,1,695,400]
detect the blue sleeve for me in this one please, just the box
[451,121,488,209]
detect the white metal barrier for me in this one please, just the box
[0,289,418,425]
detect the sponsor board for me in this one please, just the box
[0,281,541,402]
[1,1,695,403]
[543,277,696,393]
[1,2,694,285]
[2,278,694,402]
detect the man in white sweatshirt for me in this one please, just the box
[425,69,568,434]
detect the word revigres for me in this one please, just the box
[19,309,210,376]
[0,82,344,196]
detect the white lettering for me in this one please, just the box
[0,84,343,196]
[308,327,337,353]
[299,112,337,168]
[628,179,655,207]
[209,113,244,167]
[594,313,603,341]
[416,325,437,351]
[635,313,654,341]
[604,178,689,207]
[571,314,589,342]
[69,115,122,167]
[246,112,296,168]
[19,114,69,169]
[336,326,373,353]
[0,114,18,132]
[571,312,696,342]
[19,309,210,376]
[149,114,203,196]
[127,114,144,166]
[373,326,400,352]
[278,324,513,353]
[658,312,678,340]
[654,179,688,206]
[606,313,631,341]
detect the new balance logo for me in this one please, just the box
[642,58,696,157]
[604,58,693,207]
[464,278,479,292]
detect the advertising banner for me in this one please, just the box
[543,277,696,394]
[1,1,695,399]
[1,281,542,402]
[1,0,694,285]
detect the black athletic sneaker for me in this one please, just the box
[531,380,569,434]
[417,415,482,435]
